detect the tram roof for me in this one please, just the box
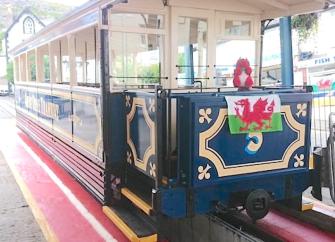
[9,0,327,56]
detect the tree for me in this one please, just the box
[292,13,318,60]
[292,13,318,41]
[6,61,14,84]
[0,31,4,53]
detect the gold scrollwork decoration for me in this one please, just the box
[127,97,156,172]
[149,98,155,113]
[296,103,307,117]
[149,162,156,178]
[294,154,304,167]
[199,106,305,177]
[199,108,212,124]
[198,164,211,180]
[125,95,131,107]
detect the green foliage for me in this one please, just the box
[9,1,72,22]
[0,31,4,53]
[44,55,50,81]
[28,54,36,81]
[138,64,160,84]
[6,61,14,83]
[292,13,318,42]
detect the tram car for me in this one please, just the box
[10,0,328,241]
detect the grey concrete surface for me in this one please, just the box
[0,96,45,242]
[0,152,46,242]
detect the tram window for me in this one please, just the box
[110,32,163,86]
[75,27,98,86]
[215,40,256,87]
[43,55,50,82]
[86,40,96,84]
[110,13,164,29]
[36,45,50,83]
[75,34,85,84]
[224,20,251,37]
[49,40,61,83]
[60,37,70,84]
[176,17,208,86]
[27,51,36,82]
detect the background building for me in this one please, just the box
[262,7,335,88]
[0,8,45,87]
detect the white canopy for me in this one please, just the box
[168,0,327,19]
[9,0,327,56]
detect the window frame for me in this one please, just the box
[108,8,169,90]
[214,12,261,86]
[170,7,215,88]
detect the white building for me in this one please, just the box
[297,8,335,89]
[262,7,335,87]
[0,8,45,85]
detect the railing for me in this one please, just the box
[310,86,335,203]
[311,87,335,149]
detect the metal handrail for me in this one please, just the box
[327,112,335,203]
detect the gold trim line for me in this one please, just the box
[121,188,153,216]
[301,202,314,211]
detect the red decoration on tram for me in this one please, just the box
[233,58,254,90]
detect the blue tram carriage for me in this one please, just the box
[10,0,328,241]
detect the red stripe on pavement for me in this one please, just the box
[0,121,127,242]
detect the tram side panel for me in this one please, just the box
[114,89,315,219]
[174,91,314,217]
[110,92,159,198]
[15,84,105,202]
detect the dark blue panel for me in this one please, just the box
[124,92,157,179]
[160,188,186,218]
[208,114,297,165]
[130,108,151,161]
[176,92,312,188]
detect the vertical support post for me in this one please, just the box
[101,5,112,205]
[184,44,194,86]
[280,16,294,87]
[35,48,43,82]
[49,42,56,83]
[68,34,77,86]
[259,20,265,86]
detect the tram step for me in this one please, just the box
[103,205,157,242]
[121,187,153,216]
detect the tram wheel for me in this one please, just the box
[245,189,271,221]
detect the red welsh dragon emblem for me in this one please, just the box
[234,98,275,131]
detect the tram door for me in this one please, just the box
[170,7,215,88]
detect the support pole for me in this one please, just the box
[280,17,294,87]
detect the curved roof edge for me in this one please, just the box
[9,0,124,56]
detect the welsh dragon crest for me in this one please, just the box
[234,98,275,131]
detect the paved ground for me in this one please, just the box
[0,96,45,242]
